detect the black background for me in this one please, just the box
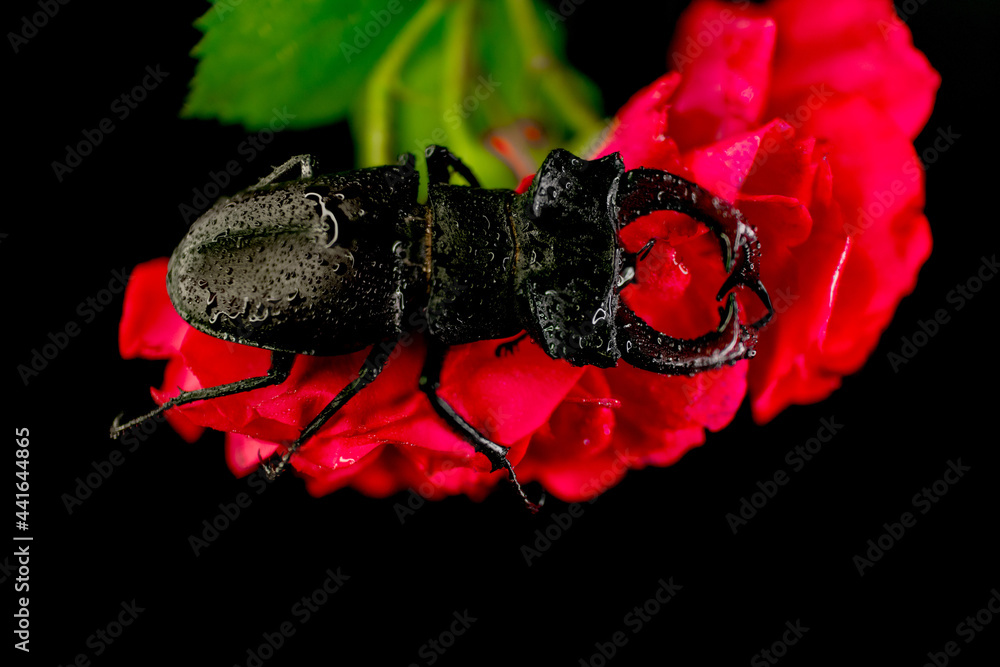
[8,1,997,665]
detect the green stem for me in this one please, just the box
[358,0,448,167]
[440,1,481,166]
[504,0,605,141]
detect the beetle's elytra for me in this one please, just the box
[112,145,773,510]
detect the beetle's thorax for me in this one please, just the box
[423,184,522,344]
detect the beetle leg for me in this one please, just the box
[424,145,481,188]
[259,341,398,481]
[616,294,758,374]
[494,331,529,357]
[616,168,774,328]
[420,338,542,512]
[110,351,296,438]
[253,155,317,189]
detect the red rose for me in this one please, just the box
[663,0,938,425]
[118,0,938,503]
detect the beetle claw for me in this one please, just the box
[109,412,124,439]
[502,458,543,513]
[616,294,757,375]
[615,168,774,329]
[714,224,773,328]
[258,448,291,482]
[716,293,738,334]
[614,168,773,371]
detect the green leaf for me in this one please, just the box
[184,0,606,189]
[184,0,428,128]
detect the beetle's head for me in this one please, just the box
[513,148,774,375]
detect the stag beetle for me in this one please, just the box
[111,145,773,510]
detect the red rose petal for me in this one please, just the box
[439,338,586,444]
[150,355,205,443]
[764,0,940,141]
[591,72,685,172]
[668,1,777,149]
[798,97,931,377]
[741,166,852,422]
[682,119,792,201]
[225,432,281,478]
[119,258,188,359]
[519,368,626,501]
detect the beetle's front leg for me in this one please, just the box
[419,338,541,512]
[253,155,317,188]
[424,145,481,187]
